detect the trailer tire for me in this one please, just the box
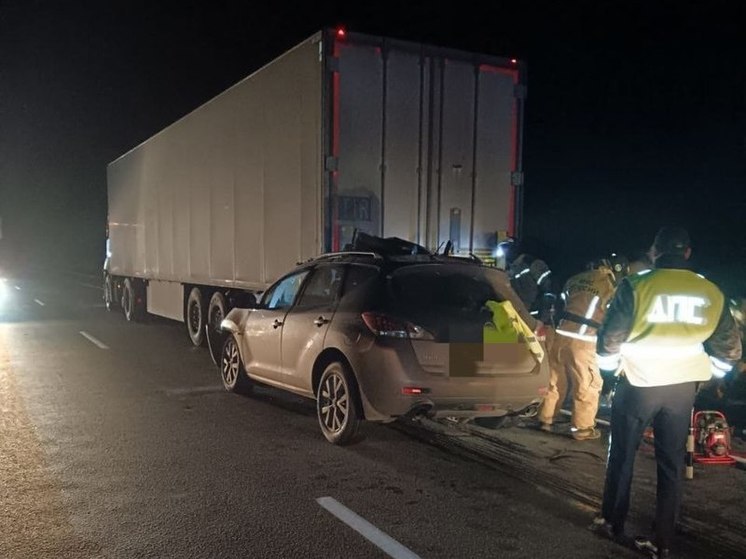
[104,274,116,311]
[122,278,142,322]
[186,287,206,346]
[208,292,228,334]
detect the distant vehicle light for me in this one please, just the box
[510,58,518,64]
[336,27,346,38]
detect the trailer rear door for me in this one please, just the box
[326,32,524,257]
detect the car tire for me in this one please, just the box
[220,335,252,394]
[208,292,228,333]
[186,287,205,346]
[316,361,363,445]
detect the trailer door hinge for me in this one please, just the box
[513,84,527,99]
[325,156,339,172]
[511,171,524,187]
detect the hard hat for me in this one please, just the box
[608,253,630,278]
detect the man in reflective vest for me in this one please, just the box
[537,256,626,440]
[593,227,741,558]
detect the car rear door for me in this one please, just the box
[280,264,345,393]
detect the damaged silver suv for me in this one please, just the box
[213,240,548,445]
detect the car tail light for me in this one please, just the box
[361,312,433,340]
[402,386,430,395]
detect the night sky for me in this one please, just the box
[1,1,744,294]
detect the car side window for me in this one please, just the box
[263,271,309,310]
[295,265,345,310]
[337,264,380,311]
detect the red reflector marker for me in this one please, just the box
[402,387,425,395]
[336,28,346,38]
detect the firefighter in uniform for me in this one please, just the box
[508,252,552,314]
[537,256,627,440]
[593,228,741,558]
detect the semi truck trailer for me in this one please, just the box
[104,28,526,345]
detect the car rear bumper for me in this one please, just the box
[347,338,550,421]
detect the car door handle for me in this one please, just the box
[272,319,284,329]
[313,316,330,327]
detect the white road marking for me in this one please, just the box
[15,285,22,291]
[34,299,45,306]
[317,497,421,559]
[80,282,103,290]
[79,331,109,350]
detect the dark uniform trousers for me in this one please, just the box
[601,378,697,549]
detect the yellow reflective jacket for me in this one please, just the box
[598,268,742,387]
[483,299,545,363]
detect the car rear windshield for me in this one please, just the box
[388,264,506,323]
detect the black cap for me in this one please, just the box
[652,227,690,256]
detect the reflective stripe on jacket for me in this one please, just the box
[597,266,742,387]
[556,268,616,342]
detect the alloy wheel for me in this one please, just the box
[222,338,240,387]
[319,371,349,434]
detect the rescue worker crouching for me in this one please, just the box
[593,227,741,558]
[537,255,628,440]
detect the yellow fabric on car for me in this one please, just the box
[483,300,545,362]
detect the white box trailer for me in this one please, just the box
[105,29,526,345]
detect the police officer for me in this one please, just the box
[537,256,626,440]
[593,227,741,558]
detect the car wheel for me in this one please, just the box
[208,292,227,333]
[104,274,115,311]
[186,287,205,346]
[316,361,362,445]
[220,335,252,394]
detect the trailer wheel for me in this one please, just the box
[186,287,206,346]
[104,274,116,311]
[122,278,137,322]
[208,292,228,334]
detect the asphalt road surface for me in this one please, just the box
[0,273,638,559]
